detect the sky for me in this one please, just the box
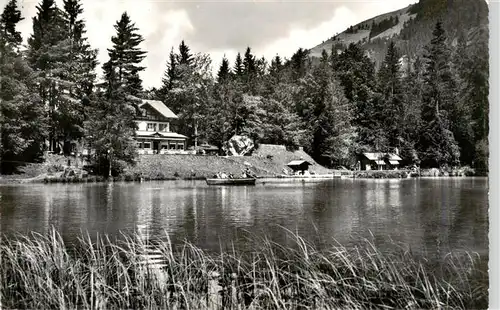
[2,0,419,89]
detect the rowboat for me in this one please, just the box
[206,178,257,185]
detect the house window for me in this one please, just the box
[169,142,176,150]
[147,123,156,131]
[136,142,142,149]
[143,142,151,149]
[159,123,169,132]
[177,143,184,150]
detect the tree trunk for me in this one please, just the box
[108,151,112,179]
[194,119,198,148]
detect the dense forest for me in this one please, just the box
[0,0,489,176]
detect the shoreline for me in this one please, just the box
[0,172,485,185]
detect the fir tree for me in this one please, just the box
[269,55,283,78]
[1,0,48,172]
[418,21,460,167]
[169,53,213,147]
[298,60,356,167]
[320,49,329,63]
[159,48,179,95]
[27,0,67,153]
[0,0,23,48]
[375,41,404,151]
[177,40,193,66]
[334,43,376,151]
[86,12,147,174]
[243,46,256,78]
[233,52,244,78]
[450,33,475,166]
[55,0,98,153]
[289,48,310,80]
[400,56,424,165]
[84,91,138,177]
[103,12,146,96]
[217,55,230,83]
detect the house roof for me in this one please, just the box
[136,131,187,139]
[287,160,313,166]
[363,152,402,161]
[140,99,178,119]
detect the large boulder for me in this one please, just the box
[222,135,255,156]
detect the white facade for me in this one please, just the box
[135,120,170,133]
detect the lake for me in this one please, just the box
[0,177,488,262]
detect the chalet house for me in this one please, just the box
[359,152,402,171]
[135,99,188,154]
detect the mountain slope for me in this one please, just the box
[309,0,489,68]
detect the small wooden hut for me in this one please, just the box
[287,160,313,175]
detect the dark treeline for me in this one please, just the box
[0,0,489,175]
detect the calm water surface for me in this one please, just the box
[0,178,488,261]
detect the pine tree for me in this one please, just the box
[177,40,193,66]
[62,0,97,97]
[375,41,404,151]
[1,0,48,172]
[0,0,23,48]
[320,49,329,63]
[86,12,146,175]
[289,48,310,80]
[27,0,67,153]
[53,0,98,154]
[451,29,489,172]
[27,0,65,61]
[243,47,256,78]
[169,53,213,148]
[206,80,240,147]
[450,33,475,166]
[233,52,244,78]
[418,21,460,168]
[217,55,230,83]
[297,60,356,167]
[269,55,283,79]
[103,12,146,96]
[159,48,179,97]
[334,43,376,151]
[400,56,424,165]
[84,92,138,177]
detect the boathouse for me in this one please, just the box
[135,99,189,154]
[287,160,313,175]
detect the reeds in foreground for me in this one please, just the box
[0,229,488,309]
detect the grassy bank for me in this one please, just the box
[123,145,332,181]
[1,144,332,183]
[0,230,487,309]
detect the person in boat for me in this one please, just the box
[243,167,255,178]
[228,173,234,179]
[220,172,228,179]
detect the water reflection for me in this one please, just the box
[0,178,489,264]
